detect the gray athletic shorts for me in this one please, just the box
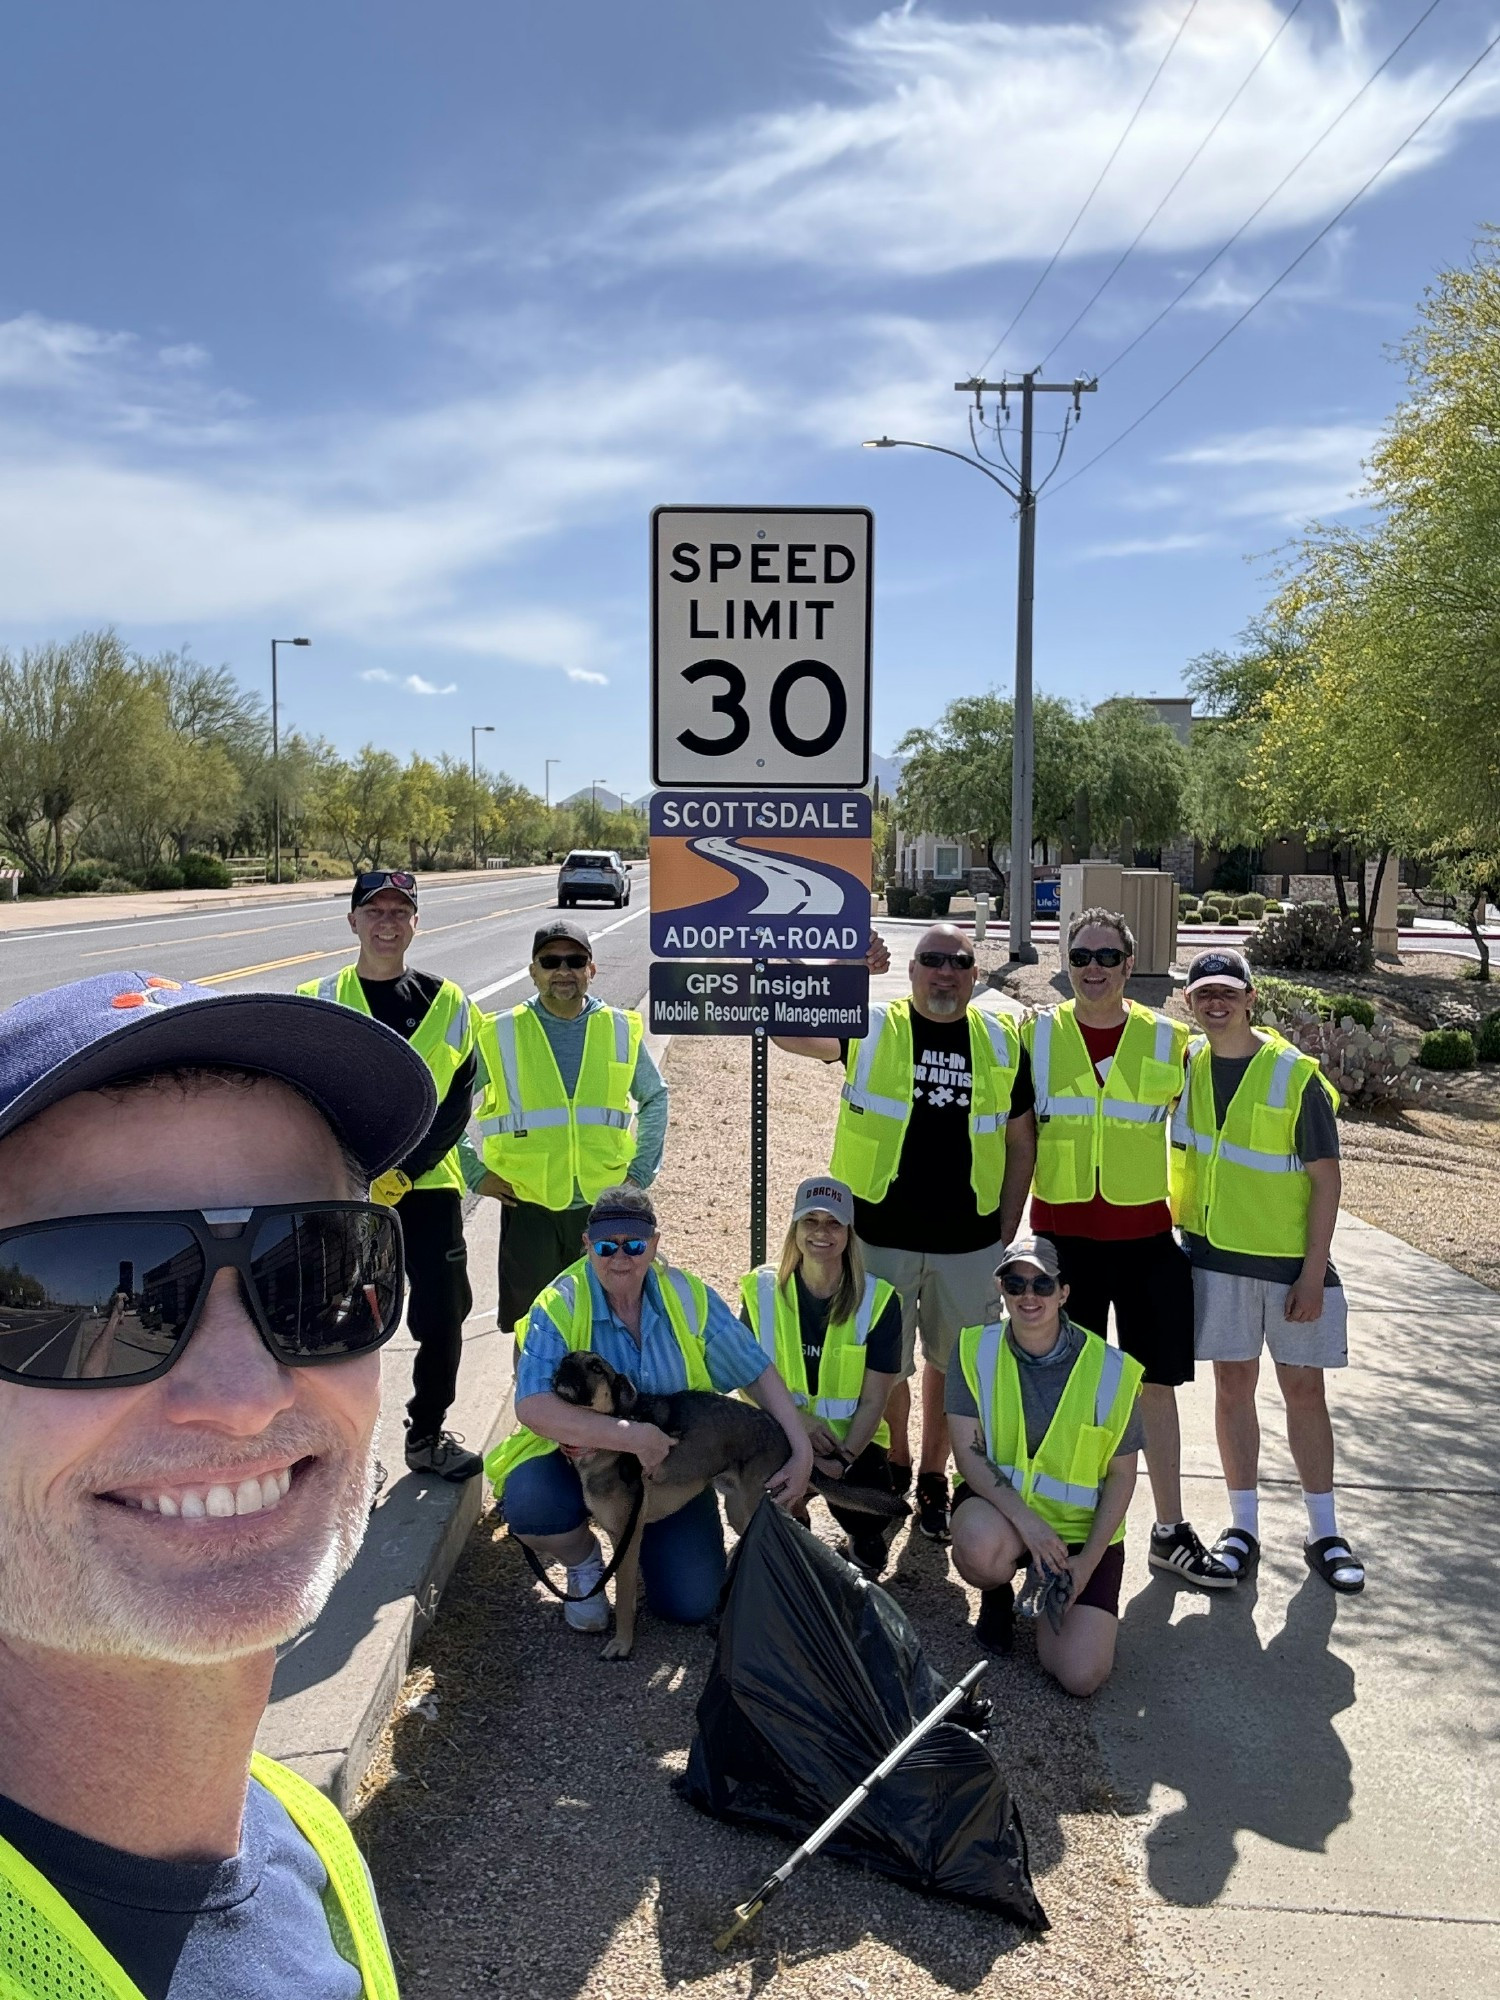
[857,1238,1005,1376]
[1192,1267,1349,1369]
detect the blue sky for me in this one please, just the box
[3,1,1497,803]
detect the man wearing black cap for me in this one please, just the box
[0,969,434,1996]
[474,919,669,1334]
[299,869,482,1482]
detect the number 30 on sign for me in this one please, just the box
[652,506,872,790]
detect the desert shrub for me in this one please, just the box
[1252,976,1323,1019]
[1252,982,1418,1106]
[180,851,232,890]
[1417,1028,1475,1070]
[98,876,136,894]
[907,892,934,919]
[928,890,951,917]
[1323,993,1375,1030]
[1178,894,1199,918]
[1247,901,1369,973]
[885,884,912,917]
[1476,1012,1500,1062]
[143,863,185,892]
[1396,904,1417,927]
[1262,898,1283,913]
[55,866,104,895]
[1236,893,1266,920]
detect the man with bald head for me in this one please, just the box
[777,924,1035,1542]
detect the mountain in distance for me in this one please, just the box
[557,786,630,814]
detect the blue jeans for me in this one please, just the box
[503,1448,726,1625]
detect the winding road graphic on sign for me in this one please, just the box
[690,836,848,915]
[649,831,870,956]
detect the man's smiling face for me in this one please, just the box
[0,1075,380,1665]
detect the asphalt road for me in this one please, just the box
[0,869,654,1015]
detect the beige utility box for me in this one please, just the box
[1057,862,1177,975]
[1120,869,1178,975]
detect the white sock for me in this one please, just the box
[1152,1520,1184,1537]
[1304,1491,1339,1544]
[1229,1489,1259,1540]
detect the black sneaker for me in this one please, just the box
[915,1472,951,1543]
[887,1461,913,1501]
[405,1429,484,1482]
[1148,1521,1237,1591]
[974,1584,1015,1655]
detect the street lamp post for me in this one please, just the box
[544,758,559,810]
[471,724,495,866]
[270,637,311,886]
[590,778,607,844]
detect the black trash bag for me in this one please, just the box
[678,1500,1048,1931]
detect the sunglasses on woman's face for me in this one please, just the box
[1068,946,1127,968]
[1000,1271,1057,1297]
[537,953,590,971]
[589,1237,651,1260]
[915,950,975,970]
[0,1204,404,1390]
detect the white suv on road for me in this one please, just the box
[556,849,631,908]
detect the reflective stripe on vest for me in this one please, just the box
[0,1755,399,2000]
[475,1003,641,1209]
[958,1316,1143,1545]
[1027,1002,1185,1206]
[738,1266,892,1447]
[484,1257,711,1494]
[830,999,1020,1209]
[1169,1032,1337,1256]
[298,965,471,1195]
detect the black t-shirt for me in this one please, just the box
[790,1270,903,1381]
[0,1780,365,1999]
[1181,1051,1342,1286]
[356,970,475,1183]
[837,1017,1035,1255]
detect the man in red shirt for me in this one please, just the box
[1023,908,1230,1590]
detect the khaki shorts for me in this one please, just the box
[1192,1266,1349,1369]
[857,1238,1005,1376]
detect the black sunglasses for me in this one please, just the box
[1000,1271,1058,1296]
[356,869,417,896]
[537,952,590,970]
[1068,946,1127,968]
[0,1204,404,1390]
[915,950,975,970]
[589,1237,651,1259]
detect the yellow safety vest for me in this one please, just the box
[829,1000,1021,1210]
[297,966,473,1195]
[957,1318,1142,1547]
[1170,1032,1339,1258]
[474,1003,642,1211]
[1024,1001,1188,1206]
[739,1268,895,1451]
[484,1256,713,1496]
[0,1753,399,2000]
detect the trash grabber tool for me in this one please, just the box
[712,1659,989,1951]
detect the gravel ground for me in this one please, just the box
[352,1037,1162,2000]
[992,949,1500,1297]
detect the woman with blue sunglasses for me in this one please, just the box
[486,1185,813,1646]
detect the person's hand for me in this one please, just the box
[1015,1505,1070,1576]
[767,1435,815,1509]
[1065,1548,1097,1598]
[1285,1270,1325,1323]
[626,1421,676,1478]
[800,1414,843,1459]
[478,1171,517,1206]
[865,930,891,976]
[370,1168,413,1208]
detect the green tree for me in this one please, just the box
[1084,699,1188,852]
[397,755,454,868]
[895,692,1090,870]
[310,746,405,869]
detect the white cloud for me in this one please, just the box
[1081,530,1217,559]
[1160,419,1378,524]
[359,667,457,695]
[605,3,1500,287]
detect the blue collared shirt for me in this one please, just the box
[517,1264,767,1404]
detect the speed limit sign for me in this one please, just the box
[652,506,872,789]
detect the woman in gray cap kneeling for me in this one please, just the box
[739,1176,904,1579]
[946,1236,1146,1695]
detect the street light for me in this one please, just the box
[544,758,559,810]
[270,637,311,886]
[471,724,495,867]
[591,778,607,844]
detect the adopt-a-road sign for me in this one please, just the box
[650,962,869,1037]
[649,789,871,960]
[652,506,872,790]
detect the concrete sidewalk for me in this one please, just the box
[1094,1215,1500,1998]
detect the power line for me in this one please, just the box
[970,0,1200,379]
[1045,22,1500,503]
[1038,0,1308,370]
[1094,0,1447,382]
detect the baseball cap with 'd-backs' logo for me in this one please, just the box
[791,1177,855,1227]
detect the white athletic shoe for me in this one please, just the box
[564,1540,610,1633]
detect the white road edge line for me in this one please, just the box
[468,902,650,1003]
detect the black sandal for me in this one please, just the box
[1305,1535,1365,1594]
[1210,1527,1260,1579]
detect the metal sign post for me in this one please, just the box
[750,986,769,1269]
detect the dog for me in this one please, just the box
[551,1350,909,1659]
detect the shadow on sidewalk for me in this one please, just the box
[1105,1572,1353,1905]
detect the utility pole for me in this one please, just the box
[470,723,494,866]
[269,637,310,885]
[953,373,1095,962]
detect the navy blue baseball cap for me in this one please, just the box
[0,971,437,1178]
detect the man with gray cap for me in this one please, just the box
[474,919,668,1335]
[0,969,435,1995]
